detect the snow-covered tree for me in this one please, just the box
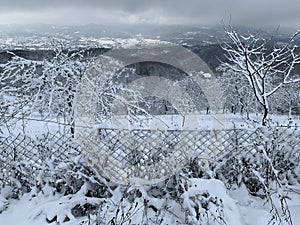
[218,69,258,116]
[0,44,87,134]
[270,81,300,117]
[219,26,300,125]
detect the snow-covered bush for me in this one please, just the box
[0,194,8,213]
[0,132,113,223]
[95,165,243,225]
[213,123,300,225]
[215,124,300,192]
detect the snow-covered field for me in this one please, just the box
[3,112,299,135]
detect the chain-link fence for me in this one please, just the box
[1,126,300,186]
[0,132,79,172]
[97,128,257,163]
[0,128,257,178]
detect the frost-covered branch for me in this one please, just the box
[220,25,300,125]
[0,44,88,133]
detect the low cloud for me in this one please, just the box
[0,0,299,27]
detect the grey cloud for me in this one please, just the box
[0,0,299,26]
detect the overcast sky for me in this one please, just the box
[0,0,299,27]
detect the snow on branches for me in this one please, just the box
[219,25,300,125]
[0,44,87,132]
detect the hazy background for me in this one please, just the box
[0,0,299,27]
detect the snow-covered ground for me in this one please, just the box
[5,112,296,135]
[1,181,300,225]
[1,113,299,225]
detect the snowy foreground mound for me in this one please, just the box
[0,178,244,225]
[2,175,299,225]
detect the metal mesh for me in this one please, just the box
[0,132,79,172]
[1,126,299,185]
[97,128,257,164]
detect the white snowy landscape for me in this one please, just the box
[1,1,300,225]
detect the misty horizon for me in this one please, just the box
[0,0,299,28]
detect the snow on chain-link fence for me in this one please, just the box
[1,126,299,187]
[0,132,78,172]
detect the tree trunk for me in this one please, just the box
[289,100,293,119]
[67,91,75,138]
[262,106,268,126]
